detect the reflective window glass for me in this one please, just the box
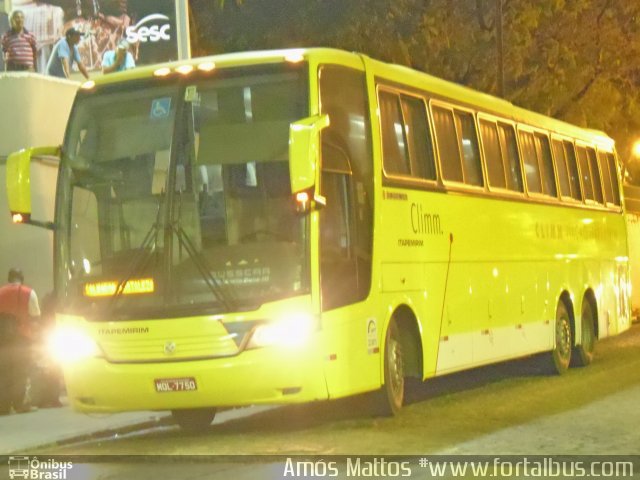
[433,106,463,183]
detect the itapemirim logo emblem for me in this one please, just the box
[164,341,177,355]
[8,456,73,479]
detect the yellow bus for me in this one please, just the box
[624,184,640,320]
[6,48,631,429]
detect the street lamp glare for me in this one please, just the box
[633,140,640,158]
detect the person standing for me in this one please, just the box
[46,27,90,79]
[1,10,37,71]
[0,268,40,414]
[102,39,135,74]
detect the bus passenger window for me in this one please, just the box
[606,153,621,205]
[379,91,411,176]
[498,123,523,192]
[454,111,483,187]
[433,106,463,183]
[480,119,505,189]
[519,131,542,194]
[576,146,595,201]
[587,148,604,204]
[552,139,572,198]
[400,96,436,180]
[535,133,557,197]
[563,141,583,201]
[598,151,615,204]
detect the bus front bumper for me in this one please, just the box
[62,347,328,413]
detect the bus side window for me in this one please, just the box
[598,151,615,205]
[576,146,595,201]
[454,110,483,187]
[563,141,583,201]
[497,123,524,192]
[519,130,542,194]
[379,90,411,176]
[480,119,506,189]
[400,95,436,181]
[606,152,621,205]
[379,90,436,181]
[587,147,604,204]
[535,133,557,198]
[433,106,463,183]
[552,139,572,198]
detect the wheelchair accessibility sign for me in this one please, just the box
[8,456,73,479]
[150,97,172,120]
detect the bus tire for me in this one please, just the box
[550,300,573,374]
[572,299,596,367]
[378,320,405,416]
[171,407,217,432]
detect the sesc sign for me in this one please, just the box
[126,14,172,43]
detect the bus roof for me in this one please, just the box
[86,47,615,150]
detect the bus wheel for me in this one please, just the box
[572,299,596,367]
[171,408,217,432]
[379,320,405,415]
[551,300,572,374]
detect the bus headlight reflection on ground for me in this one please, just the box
[248,313,315,349]
[47,327,102,363]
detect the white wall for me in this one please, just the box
[0,73,77,156]
[0,73,77,297]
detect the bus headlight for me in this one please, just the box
[247,313,316,349]
[47,326,103,363]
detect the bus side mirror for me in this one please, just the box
[6,145,60,230]
[289,114,330,198]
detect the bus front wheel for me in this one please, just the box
[550,301,573,374]
[378,320,405,416]
[171,407,217,432]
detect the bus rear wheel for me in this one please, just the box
[378,320,405,416]
[171,407,217,432]
[550,300,573,374]
[572,299,596,367]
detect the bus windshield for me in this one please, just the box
[58,65,310,320]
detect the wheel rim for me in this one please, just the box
[556,313,572,365]
[387,334,404,406]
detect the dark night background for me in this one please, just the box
[187,0,640,183]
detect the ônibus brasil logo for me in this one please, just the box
[126,14,171,43]
[8,456,73,480]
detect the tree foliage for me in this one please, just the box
[188,0,640,182]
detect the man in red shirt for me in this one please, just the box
[1,10,37,71]
[0,268,40,414]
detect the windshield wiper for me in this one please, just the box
[170,219,237,311]
[104,197,163,316]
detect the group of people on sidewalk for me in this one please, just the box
[2,9,135,78]
[0,268,61,415]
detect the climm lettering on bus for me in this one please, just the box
[411,203,443,235]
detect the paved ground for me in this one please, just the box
[436,383,640,455]
[0,397,168,454]
[0,398,278,454]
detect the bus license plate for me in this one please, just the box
[154,377,197,393]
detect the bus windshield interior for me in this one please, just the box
[58,65,310,319]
